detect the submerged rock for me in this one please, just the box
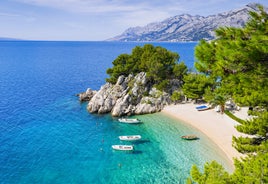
[84,72,173,116]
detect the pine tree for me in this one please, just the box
[106,44,187,92]
[189,4,268,183]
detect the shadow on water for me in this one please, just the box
[119,139,151,145]
[132,139,151,145]
[131,150,143,154]
[117,123,144,127]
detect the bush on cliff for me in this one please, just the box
[106,44,187,92]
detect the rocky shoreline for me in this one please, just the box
[79,72,176,116]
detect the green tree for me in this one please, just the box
[171,90,183,102]
[194,4,268,152]
[189,161,231,184]
[189,4,268,183]
[182,73,214,101]
[106,44,187,92]
[106,54,131,83]
[173,62,188,80]
[231,143,268,184]
[233,110,268,153]
[189,149,268,184]
[204,88,229,114]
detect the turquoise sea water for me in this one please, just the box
[0,41,231,183]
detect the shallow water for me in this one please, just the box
[0,41,231,183]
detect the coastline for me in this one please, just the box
[161,103,247,167]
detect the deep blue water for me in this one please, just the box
[0,41,230,184]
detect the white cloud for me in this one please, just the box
[8,0,268,40]
[9,0,268,18]
[63,22,87,30]
[15,0,149,13]
[13,0,187,31]
[0,12,22,17]
[0,11,36,22]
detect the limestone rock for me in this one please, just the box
[111,94,131,116]
[78,88,97,102]
[87,83,120,113]
[84,72,175,116]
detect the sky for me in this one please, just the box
[0,0,267,41]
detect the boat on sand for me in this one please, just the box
[196,105,210,111]
[118,118,141,124]
[112,145,134,151]
[119,135,141,141]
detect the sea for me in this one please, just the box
[0,41,231,184]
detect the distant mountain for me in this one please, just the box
[107,3,264,42]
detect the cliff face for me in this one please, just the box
[81,72,173,116]
[107,3,261,42]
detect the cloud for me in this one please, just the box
[14,0,184,21]
[63,21,87,30]
[12,0,267,38]
[0,12,22,17]
[10,0,268,18]
[0,11,36,22]
[15,0,149,13]
[12,0,187,31]
[4,0,268,41]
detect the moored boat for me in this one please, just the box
[118,118,141,124]
[112,145,134,151]
[181,135,199,140]
[119,135,142,141]
[196,105,210,111]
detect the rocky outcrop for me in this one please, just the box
[107,3,264,42]
[78,88,97,102]
[85,72,172,116]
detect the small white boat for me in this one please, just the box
[119,135,142,141]
[112,145,134,151]
[118,118,141,124]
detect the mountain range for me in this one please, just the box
[107,3,263,42]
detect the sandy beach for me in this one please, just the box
[162,103,249,166]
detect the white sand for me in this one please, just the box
[162,103,247,165]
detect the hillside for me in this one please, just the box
[107,3,262,42]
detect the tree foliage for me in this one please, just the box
[171,90,183,102]
[190,161,231,184]
[106,44,187,91]
[189,149,268,184]
[232,143,268,184]
[194,4,268,152]
[182,73,214,100]
[189,4,268,183]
